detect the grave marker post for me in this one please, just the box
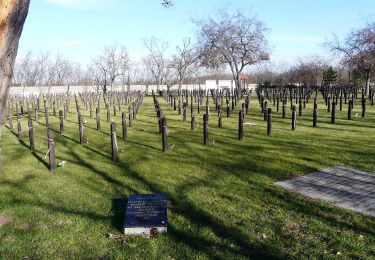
[327,96,331,112]
[340,95,343,111]
[59,110,64,135]
[48,129,56,172]
[17,113,22,140]
[183,102,187,121]
[96,108,100,130]
[313,100,318,127]
[111,123,118,161]
[362,96,366,117]
[28,117,35,151]
[122,112,127,140]
[203,114,208,145]
[292,105,296,130]
[161,117,169,152]
[78,112,84,145]
[282,100,286,118]
[331,101,336,124]
[238,111,244,140]
[128,106,133,127]
[45,106,49,128]
[191,113,195,130]
[218,109,222,128]
[267,108,272,136]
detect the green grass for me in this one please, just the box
[1,92,375,259]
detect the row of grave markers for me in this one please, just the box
[4,90,146,170]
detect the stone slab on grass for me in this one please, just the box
[275,166,375,217]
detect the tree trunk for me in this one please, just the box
[0,0,30,125]
[233,73,241,90]
[178,82,182,92]
[365,70,370,96]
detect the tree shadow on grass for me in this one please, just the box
[111,197,128,232]
[268,183,375,237]
[112,159,284,259]
[6,128,50,170]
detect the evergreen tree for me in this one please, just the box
[323,66,337,87]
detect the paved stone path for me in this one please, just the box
[275,166,375,217]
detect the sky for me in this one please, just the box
[17,0,375,68]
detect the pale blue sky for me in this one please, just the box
[18,0,375,66]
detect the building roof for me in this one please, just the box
[240,74,251,80]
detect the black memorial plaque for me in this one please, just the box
[124,194,168,234]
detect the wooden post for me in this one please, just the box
[292,105,296,130]
[267,108,272,136]
[157,109,162,134]
[362,96,366,117]
[107,109,110,122]
[313,100,318,127]
[331,101,336,124]
[183,102,187,121]
[59,110,64,135]
[276,96,279,112]
[218,109,222,128]
[122,112,127,140]
[28,117,35,151]
[205,103,209,120]
[132,103,136,120]
[111,123,118,161]
[78,113,84,145]
[96,108,100,130]
[53,101,56,116]
[263,101,268,121]
[48,129,56,172]
[203,113,208,145]
[238,110,243,140]
[128,106,132,127]
[327,96,331,112]
[89,106,93,118]
[340,95,343,111]
[63,105,67,120]
[161,117,169,152]
[191,113,195,130]
[17,113,22,140]
[45,106,49,128]
[282,100,286,118]
[348,100,352,120]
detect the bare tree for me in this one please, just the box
[0,0,172,124]
[196,9,269,90]
[104,44,128,89]
[0,0,30,124]
[92,44,129,92]
[328,22,375,95]
[287,57,327,86]
[143,37,169,91]
[53,56,73,86]
[170,38,198,91]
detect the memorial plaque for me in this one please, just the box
[124,194,167,235]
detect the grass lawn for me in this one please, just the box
[1,92,375,259]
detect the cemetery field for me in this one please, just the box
[1,93,375,259]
